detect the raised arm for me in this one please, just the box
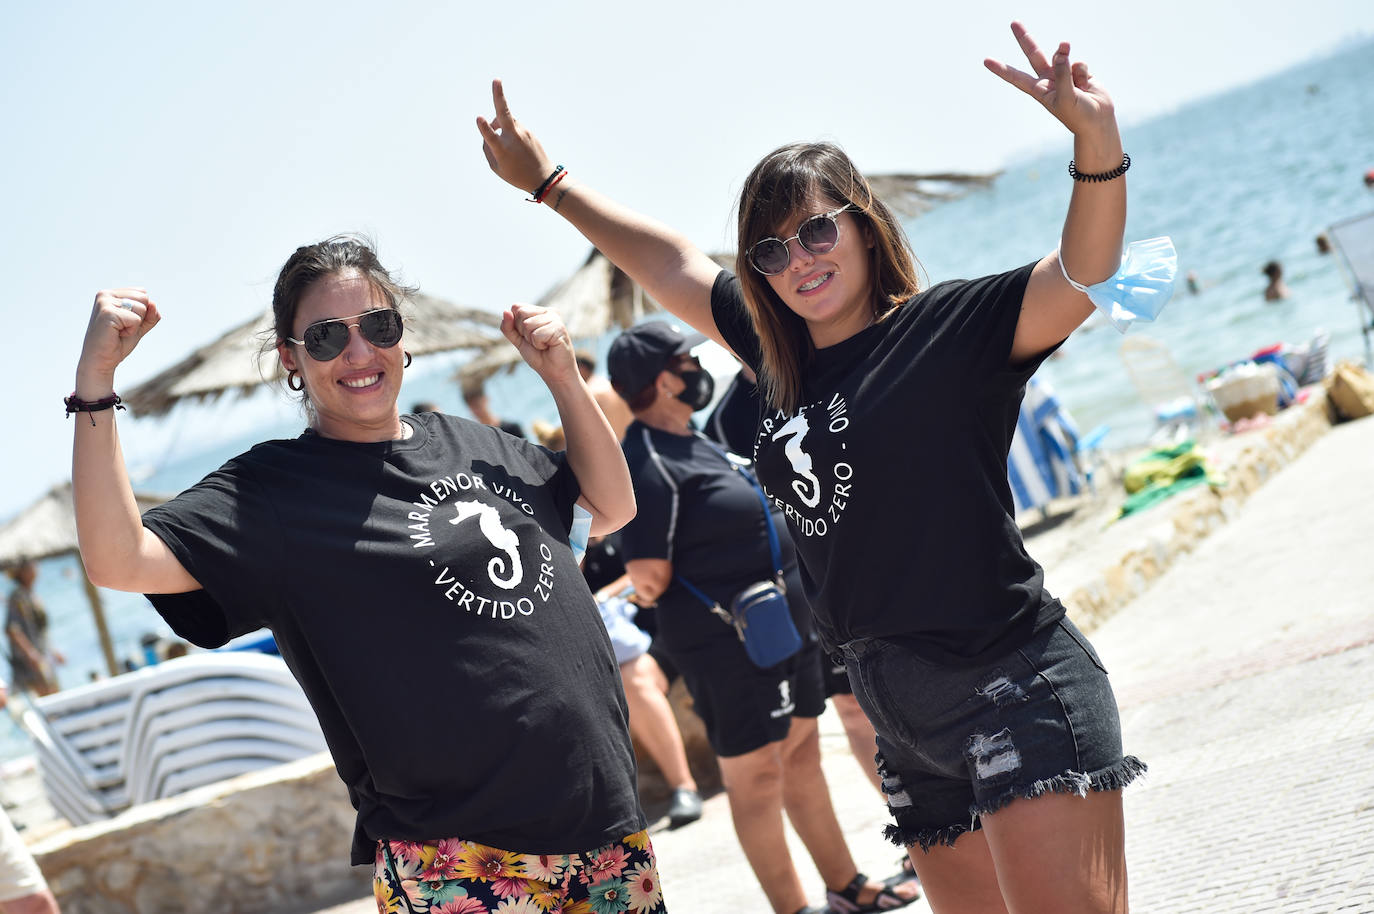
[71,290,200,594]
[502,304,636,536]
[986,22,1127,363]
[477,81,731,353]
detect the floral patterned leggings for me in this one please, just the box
[373,829,667,914]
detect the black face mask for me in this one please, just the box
[672,368,715,412]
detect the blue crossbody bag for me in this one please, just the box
[675,435,803,669]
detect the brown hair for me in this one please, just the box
[736,143,921,414]
[615,379,659,413]
[259,234,416,406]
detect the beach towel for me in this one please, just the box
[1118,440,1223,517]
[1008,377,1085,514]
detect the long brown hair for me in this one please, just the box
[736,143,921,414]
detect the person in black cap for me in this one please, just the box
[608,320,918,914]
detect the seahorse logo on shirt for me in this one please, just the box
[770,413,821,508]
[450,500,522,589]
[758,393,856,540]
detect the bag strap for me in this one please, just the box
[676,575,737,628]
[691,432,784,579]
[675,433,785,630]
[636,427,735,628]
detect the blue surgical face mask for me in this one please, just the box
[569,504,593,565]
[1059,236,1178,333]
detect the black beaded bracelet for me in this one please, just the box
[64,392,125,426]
[1068,153,1131,183]
[526,165,565,203]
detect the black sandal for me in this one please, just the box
[826,872,920,913]
[882,855,920,889]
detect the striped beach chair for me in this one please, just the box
[1008,377,1086,516]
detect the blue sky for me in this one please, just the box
[3,0,1372,518]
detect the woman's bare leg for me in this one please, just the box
[830,692,884,794]
[778,717,917,906]
[619,654,697,792]
[906,829,1009,914]
[717,743,807,914]
[982,790,1128,914]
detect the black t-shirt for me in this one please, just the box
[618,423,808,657]
[705,370,762,457]
[710,264,1065,665]
[141,411,644,863]
[580,534,627,594]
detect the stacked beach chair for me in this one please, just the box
[17,652,324,826]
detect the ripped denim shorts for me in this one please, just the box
[840,616,1146,852]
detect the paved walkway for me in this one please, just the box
[1095,412,1374,913]
[314,414,1374,913]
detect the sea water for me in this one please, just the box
[4,39,1372,762]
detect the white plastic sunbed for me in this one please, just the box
[20,652,326,824]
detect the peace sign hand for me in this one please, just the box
[476,80,558,197]
[984,21,1115,138]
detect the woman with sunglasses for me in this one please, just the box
[479,21,1144,914]
[605,322,919,914]
[68,236,665,913]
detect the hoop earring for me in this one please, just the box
[287,369,304,392]
[403,351,413,368]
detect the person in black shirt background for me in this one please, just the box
[480,20,1144,914]
[706,365,891,802]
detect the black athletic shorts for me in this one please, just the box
[675,635,826,758]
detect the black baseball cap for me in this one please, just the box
[607,321,707,397]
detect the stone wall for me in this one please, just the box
[29,681,723,914]
[1064,391,1335,632]
[30,753,368,914]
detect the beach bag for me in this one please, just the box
[1324,360,1374,421]
[675,435,803,669]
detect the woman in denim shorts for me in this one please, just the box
[480,20,1148,912]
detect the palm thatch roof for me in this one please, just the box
[122,293,505,418]
[0,482,173,676]
[0,483,168,569]
[456,249,659,389]
[455,170,999,387]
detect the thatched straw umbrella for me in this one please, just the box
[866,171,999,220]
[456,249,656,388]
[123,293,504,418]
[454,170,1000,388]
[0,484,168,677]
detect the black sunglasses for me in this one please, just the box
[747,204,855,276]
[286,309,404,361]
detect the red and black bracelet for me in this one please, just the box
[64,392,125,426]
[1068,153,1131,183]
[527,165,566,203]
